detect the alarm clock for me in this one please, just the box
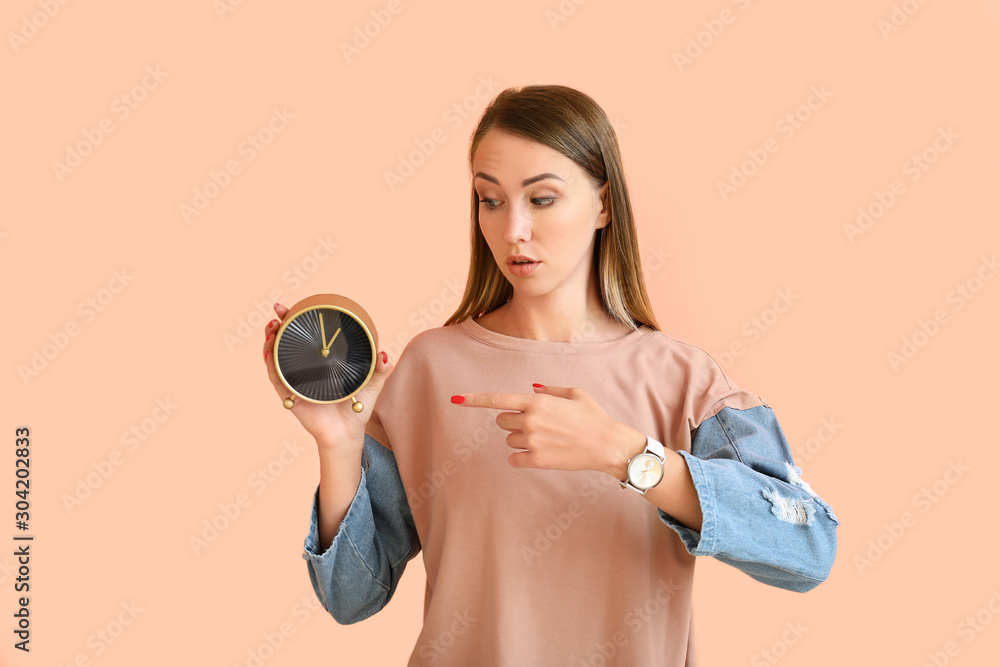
[272,294,379,413]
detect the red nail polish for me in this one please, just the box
[265,333,272,341]
[532,383,545,388]
[381,351,387,364]
[450,395,465,404]
[264,350,269,359]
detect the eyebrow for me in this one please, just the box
[473,172,565,187]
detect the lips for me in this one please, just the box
[506,254,538,264]
[507,257,540,276]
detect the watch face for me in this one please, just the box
[274,306,375,402]
[627,453,664,490]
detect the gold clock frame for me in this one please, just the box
[272,294,378,413]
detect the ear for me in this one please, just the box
[596,180,611,230]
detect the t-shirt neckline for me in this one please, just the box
[458,316,653,354]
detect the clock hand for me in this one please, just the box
[323,326,342,352]
[319,316,339,357]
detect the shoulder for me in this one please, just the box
[369,323,465,449]
[642,329,730,378]
[642,329,768,423]
[381,322,471,383]
[393,322,467,364]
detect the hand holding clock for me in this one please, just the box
[263,302,391,453]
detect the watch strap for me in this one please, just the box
[643,434,666,460]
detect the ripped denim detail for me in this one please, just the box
[762,487,816,526]
[783,462,840,524]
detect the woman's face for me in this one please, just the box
[472,128,609,301]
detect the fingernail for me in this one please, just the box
[450,395,465,404]
[264,350,269,360]
[269,319,279,328]
[381,351,388,364]
[532,383,545,388]
[265,333,272,341]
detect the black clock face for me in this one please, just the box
[275,307,375,402]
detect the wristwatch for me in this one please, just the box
[619,435,667,495]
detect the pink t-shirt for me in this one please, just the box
[367,316,765,666]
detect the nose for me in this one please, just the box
[502,201,532,244]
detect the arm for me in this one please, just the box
[608,424,704,532]
[648,404,839,592]
[302,433,421,623]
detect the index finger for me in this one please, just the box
[451,392,532,411]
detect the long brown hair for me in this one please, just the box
[442,84,660,333]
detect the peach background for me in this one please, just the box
[3,0,999,665]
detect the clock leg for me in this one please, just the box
[351,397,364,413]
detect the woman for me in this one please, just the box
[262,85,838,666]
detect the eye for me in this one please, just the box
[476,196,557,211]
[478,197,555,210]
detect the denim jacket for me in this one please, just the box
[302,403,840,624]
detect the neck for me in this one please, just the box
[483,289,625,343]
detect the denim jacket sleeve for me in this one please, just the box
[301,433,421,624]
[656,404,840,593]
